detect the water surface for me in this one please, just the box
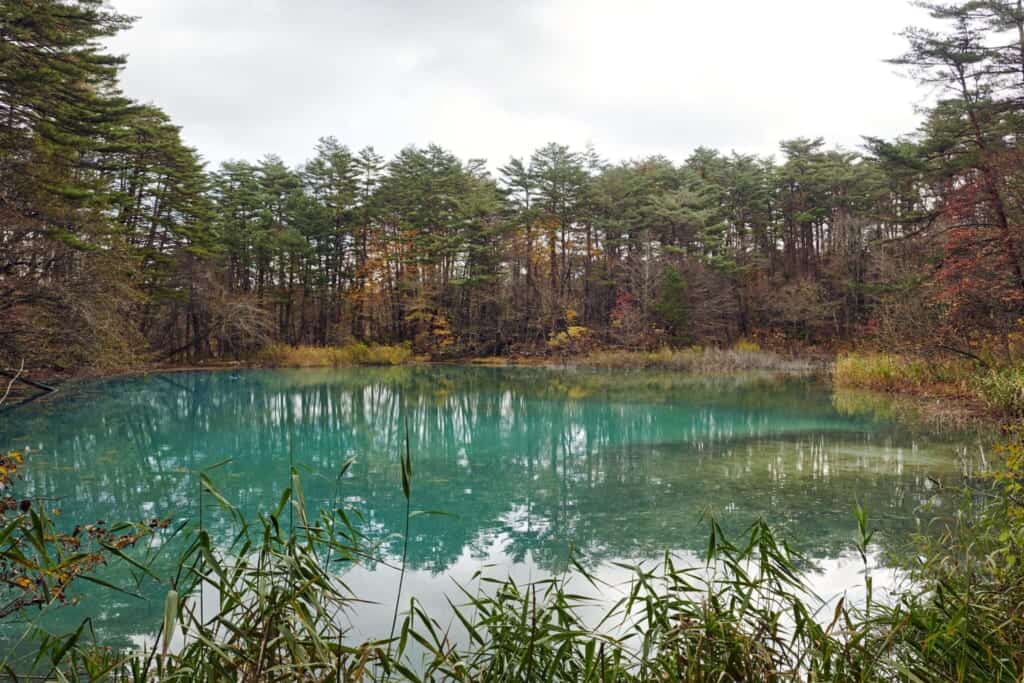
[0,367,979,648]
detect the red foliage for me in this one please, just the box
[932,172,1024,344]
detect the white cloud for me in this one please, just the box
[105,0,932,168]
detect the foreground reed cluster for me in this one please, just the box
[2,430,1024,681]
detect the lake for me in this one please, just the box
[0,366,981,650]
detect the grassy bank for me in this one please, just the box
[245,341,821,375]
[257,342,416,367]
[834,352,1024,417]
[3,343,823,396]
[578,343,820,374]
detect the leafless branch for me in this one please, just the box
[0,358,25,407]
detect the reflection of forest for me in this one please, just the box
[0,366,974,647]
[4,367,969,570]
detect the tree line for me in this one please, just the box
[3,0,1024,370]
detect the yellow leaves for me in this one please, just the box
[1,450,27,486]
[566,386,589,401]
[548,325,592,351]
[431,314,455,350]
[733,339,762,353]
[535,214,560,232]
[0,447,164,619]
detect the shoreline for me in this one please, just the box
[1,348,1004,426]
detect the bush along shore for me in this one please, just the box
[2,427,1023,681]
[834,352,1024,419]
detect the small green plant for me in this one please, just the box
[152,467,392,681]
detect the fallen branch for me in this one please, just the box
[934,343,989,368]
[0,366,57,394]
[0,359,24,406]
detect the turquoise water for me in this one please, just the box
[0,367,978,649]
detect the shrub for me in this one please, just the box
[0,447,165,638]
[547,325,592,353]
[732,338,762,353]
[977,364,1024,416]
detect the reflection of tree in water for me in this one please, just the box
[3,368,971,574]
[0,365,974,649]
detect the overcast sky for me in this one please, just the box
[105,0,933,170]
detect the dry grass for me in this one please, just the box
[580,344,817,374]
[832,353,971,393]
[834,352,1024,418]
[257,343,415,368]
[467,356,509,366]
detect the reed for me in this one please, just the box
[5,433,1024,682]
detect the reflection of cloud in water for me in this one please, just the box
[126,539,903,663]
[500,503,550,535]
[324,535,902,649]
